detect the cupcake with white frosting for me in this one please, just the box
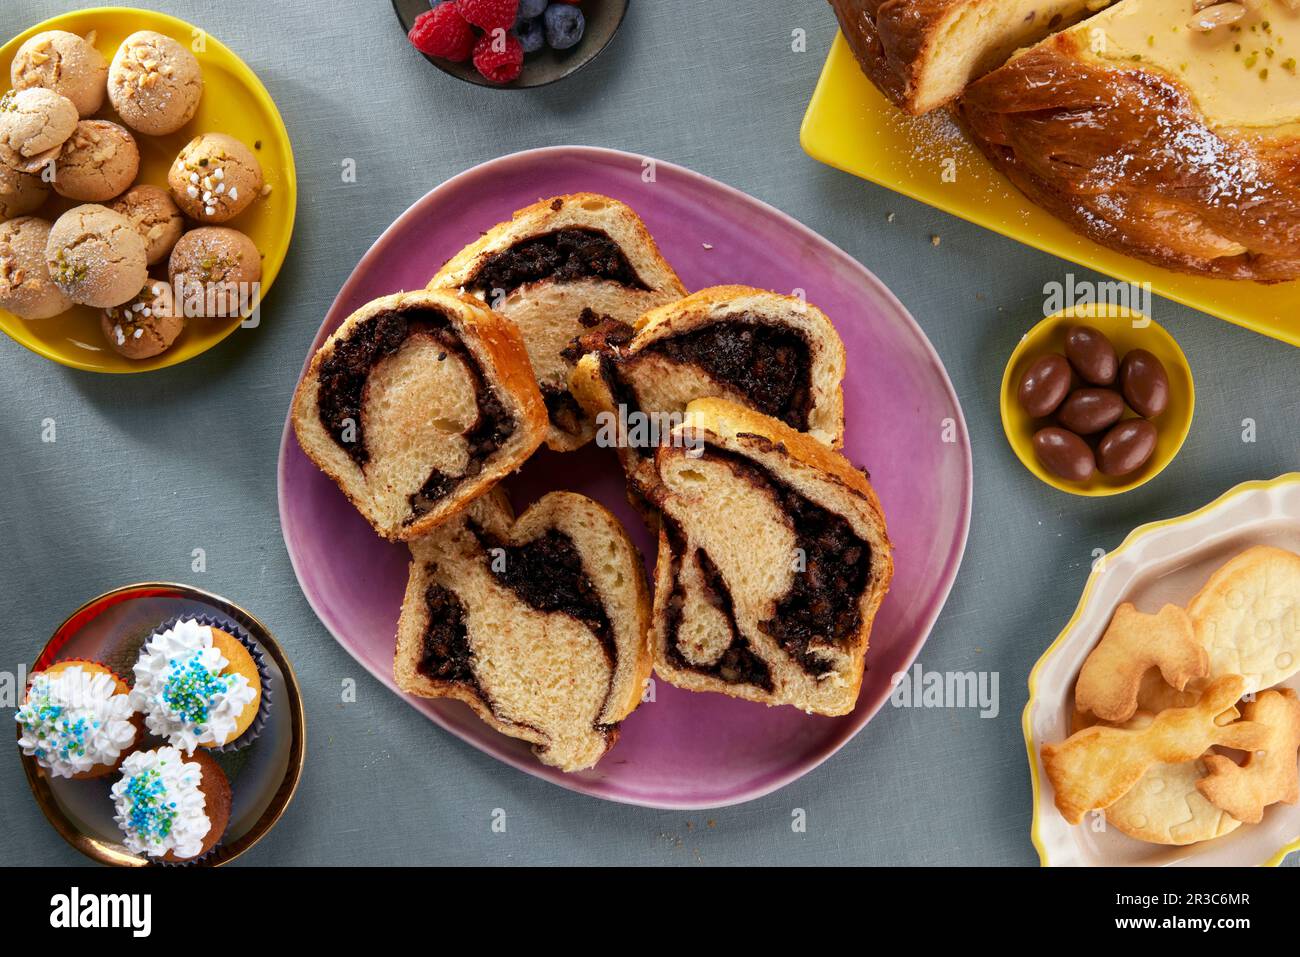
[130,618,263,752]
[111,746,231,862]
[16,661,141,779]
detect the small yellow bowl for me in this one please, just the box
[0,6,297,373]
[1000,304,1194,496]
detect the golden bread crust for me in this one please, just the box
[959,35,1300,281]
[290,288,547,541]
[829,0,956,112]
[393,490,653,771]
[649,398,893,715]
[430,192,684,294]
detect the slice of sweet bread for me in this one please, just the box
[291,289,547,541]
[829,0,1115,114]
[429,193,686,452]
[648,398,892,715]
[394,489,653,772]
[569,285,846,514]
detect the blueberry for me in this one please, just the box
[514,16,545,53]
[517,0,548,18]
[543,4,584,50]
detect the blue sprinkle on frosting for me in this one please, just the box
[161,657,232,729]
[122,766,177,842]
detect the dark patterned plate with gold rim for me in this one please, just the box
[17,583,304,867]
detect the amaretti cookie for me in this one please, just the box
[430,193,686,451]
[168,226,261,317]
[52,120,140,202]
[0,164,49,219]
[111,746,231,862]
[0,87,77,173]
[45,204,147,308]
[102,278,182,359]
[648,398,893,715]
[394,489,653,772]
[168,132,262,222]
[112,184,184,265]
[291,288,548,541]
[570,285,847,510]
[130,618,262,752]
[11,30,108,117]
[108,30,203,136]
[0,216,72,320]
[16,660,141,779]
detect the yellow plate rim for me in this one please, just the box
[0,5,298,374]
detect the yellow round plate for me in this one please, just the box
[0,6,297,373]
[1000,304,1194,496]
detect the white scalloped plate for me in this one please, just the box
[1025,473,1300,867]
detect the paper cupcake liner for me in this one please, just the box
[155,844,222,868]
[151,613,273,753]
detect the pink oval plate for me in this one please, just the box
[277,146,972,809]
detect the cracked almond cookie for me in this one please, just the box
[0,216,72,320]
[169,226,261,318]
[168,133,263,223]
[11,30,108,118]
[0,164,49,219]
[53,120,140,202]
[45,204,148,308]
[108,30,203,135]
[101,278,182,359]
[112,184,184,265]
[0,87,78,173]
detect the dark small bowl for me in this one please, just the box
[392,0,629,89]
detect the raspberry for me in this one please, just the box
[456,0,520,32]
[472,30,524,83]
[408,3,476,62]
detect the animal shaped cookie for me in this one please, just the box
[1074,603,1206,723]
[1043,675,1267,824]
[1197,689,1300,824]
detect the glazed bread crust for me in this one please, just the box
[649,398,893,716]
[430,193,686,452]
[959,34,1300,282]
[829,0,1105,114]
[291,288,547,541]
[829,0,920,108]
[393,490,653,772]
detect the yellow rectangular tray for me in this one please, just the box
[800,33,1300,348]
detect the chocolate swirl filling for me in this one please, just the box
[466,228,649,298]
